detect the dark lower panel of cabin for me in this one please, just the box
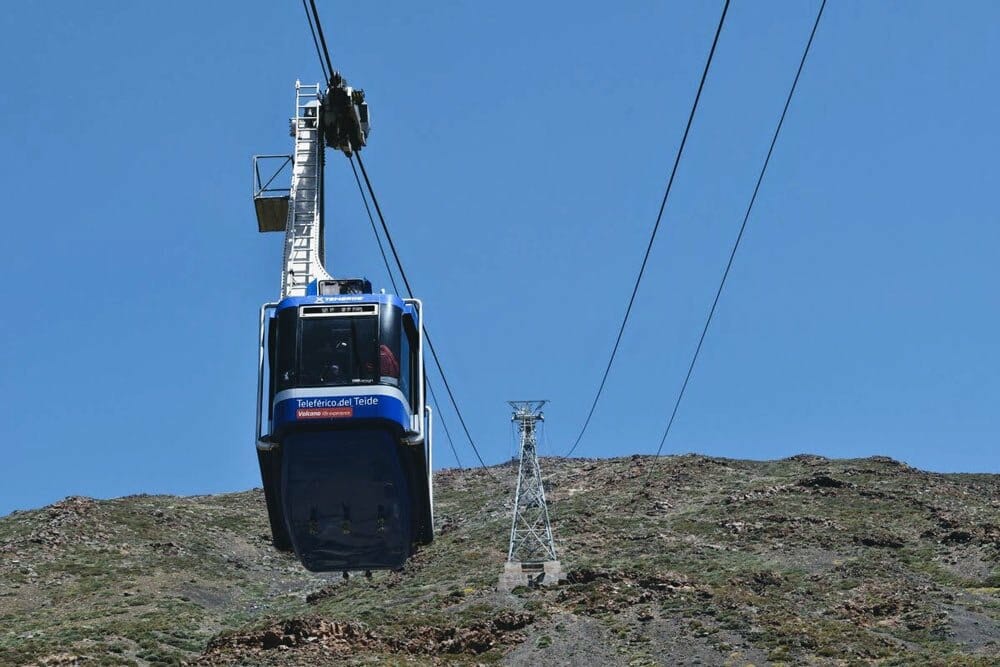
[400,440,434,546]
[257,447,292,551]
[280,427,415,572]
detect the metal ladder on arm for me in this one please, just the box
[279,81,332,299]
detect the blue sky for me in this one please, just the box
[1,1,997,515]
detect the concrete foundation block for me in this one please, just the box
[498,560,566,591]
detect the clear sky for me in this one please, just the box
[1,1,997,515]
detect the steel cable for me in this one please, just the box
[348,158,465,470]
[636,0,828,508]
[302,3,481,475]
[353,153,497,479]
[565,0,732,457]
[301,0,330,84]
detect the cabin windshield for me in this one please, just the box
[299,315,379,387]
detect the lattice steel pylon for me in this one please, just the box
[506,400,558,565]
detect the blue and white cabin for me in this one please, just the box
[256,278,433,572]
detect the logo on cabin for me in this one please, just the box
[295,397,353,419]
[297,406,353,419]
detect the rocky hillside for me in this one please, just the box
[1,455,998,665]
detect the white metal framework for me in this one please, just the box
[506,400,558,563]
[279,81,333,298]
[253,79,371,298]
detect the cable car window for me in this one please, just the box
[275,308,298,392]
[299,316,378,386]
[379,307,403,389]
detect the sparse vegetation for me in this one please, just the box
[0,455,997,665]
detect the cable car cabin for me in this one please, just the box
[255,279,433,572]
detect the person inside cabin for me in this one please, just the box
[380,344,399,385]
[317,336,349,384]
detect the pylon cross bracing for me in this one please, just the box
[506,400,558,564]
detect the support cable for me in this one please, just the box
[307,0,337,85]
[427,382,464,470]
[638,0,827,503]
[304,3,479,475]
[349,157,400,295]
[565,0,731,457]
[301,0,330,84]
[353,153,496,479]
[348,158,465,469]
